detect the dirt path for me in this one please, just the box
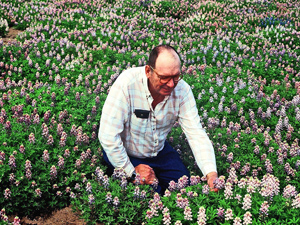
[8,206,88,225]
[1,27,23,45]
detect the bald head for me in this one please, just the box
[147,45,181,69]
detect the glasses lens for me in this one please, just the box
[160,75,182,84]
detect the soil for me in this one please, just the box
[8,205,88,225]
[1,27,23,45]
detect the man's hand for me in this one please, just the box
[206,171,218,192]
[135,164,157,185]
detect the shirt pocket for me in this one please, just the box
[130,114,148,135]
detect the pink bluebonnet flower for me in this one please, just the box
[225,208,233,221]
[260,174,280,199]
[47,135,54,145]
[13,216,21,225]
[197,206,206,225]
[292,194,300,209]
[259,201,269,216]
[145,207,156,220]
[35,188,42,197]
[162,207,171,225]
[4,188,11,199]
[58,156,64,169]
[233,217,242,225]
[177,175,189,190]
[174,221,182,225]
[184,206,193,221]
[283,184,298,199]
[43,150,49,162]
[168,180,177,191]
[50,165,57,179]
[9,173,15,183]
[64,149,70,158]
[28,133,35,144]
[164,189,171,197]
[243,211,252,225]
[242,194,252,211]
[0,151,5,161]
[8,155,16,169]
[113,196,120,208]
[176,196,189,209]
[224,182,233,199]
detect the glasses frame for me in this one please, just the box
[149,66,183,84]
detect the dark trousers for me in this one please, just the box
[102,141,190,194]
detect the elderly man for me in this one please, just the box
[99,45,218,194]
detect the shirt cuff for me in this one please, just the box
[123,161,135,178]
[202,165,218,177]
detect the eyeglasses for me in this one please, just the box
[150,66,183,84]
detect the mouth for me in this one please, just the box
[162,88,173,94]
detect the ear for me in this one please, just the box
[145,65,151,79]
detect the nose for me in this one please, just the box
[166,78,175,87]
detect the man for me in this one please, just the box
[99,45,218,194]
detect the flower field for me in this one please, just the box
[1,0,300,224]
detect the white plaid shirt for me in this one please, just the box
[99,66,217,177]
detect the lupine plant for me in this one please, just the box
[0,0,300,224]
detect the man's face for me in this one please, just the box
[145,50,181,98]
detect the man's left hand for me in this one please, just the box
[206,171,218,192]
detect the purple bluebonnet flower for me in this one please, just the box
[217,207,224,218]
[213,176,226,189]
[88,194,95,204]
[202,185,210,195]
[106,192,112,204]
[86,182,92,193]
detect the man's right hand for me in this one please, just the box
[135,164,157,185]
